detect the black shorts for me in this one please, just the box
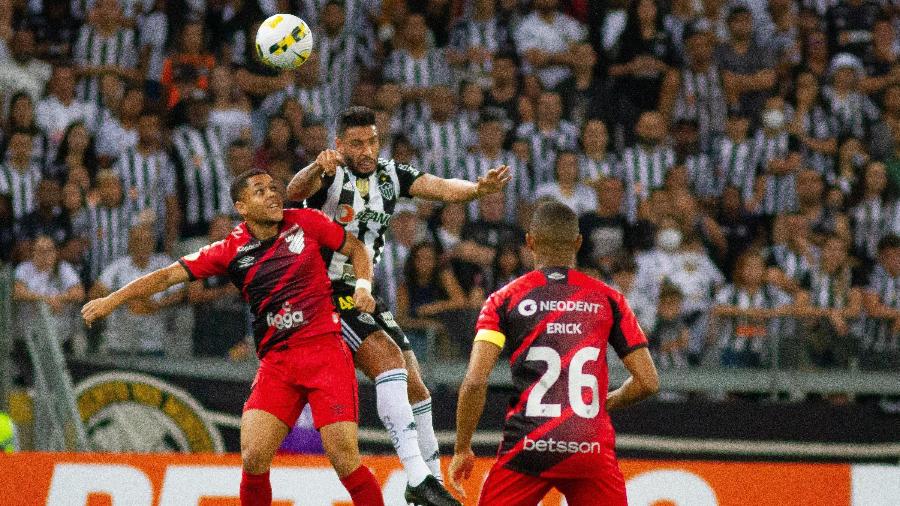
[331,283,411,353]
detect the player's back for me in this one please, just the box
[474,267,647,479]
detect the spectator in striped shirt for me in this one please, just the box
[715,112,757,202]
[463,113,528,224]
[513,0,587,92]
[649,282,691,369]
[534,150,595,215]
[750,96,800,216]
[578,119,618,181]
[0,129,42,222]
[72,169,134,283]
[17,178,74,257]
[672,118,719,203]
[793,234,862,369]
[2,92,49,169]
[824,53,881,140]
[660,23,728,153]
[35,64,97,151]
[207,65,253,148]
[96,84,143,163]
[72,0,140,106]
[447,0,512,88]
[261,51,336,131]
[796,168,852,246]
[114,109,179,252]
[860,234,900,370]
[621,110,676,203]
[789,70,840,184]
[316,0,376,113]
[851,161,899,261]
[383,13,451,126]
[712,251,794,368]
[515,91,579,184]
[169,92,231,239]
[767,213,821,295]
[411,85,473,180]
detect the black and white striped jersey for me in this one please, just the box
[72,25,138,106]
[795,105,839,184]
[73,202,133,282]
[713,284,791,360]
[671,66,728,151]
[766,243,819,284]
[113,147,177,219]
[318,28,376,114]
[864,265,899,353]
[715,136,757,201]
[169,125,232,238]
[619,144,676,201]
[304,158,423,287]
[410,116,474,177]
[851,197,900,260]
[752,130,797,215]
[383,48,453,126]
[579,152,619,181]
[514,120,580,185]
[261,83,337,127]
[0,162,42,221]
[461,150,531,223]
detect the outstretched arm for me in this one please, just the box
[449,340,502,497]
[81,263,189,327]
[409,165,511,202]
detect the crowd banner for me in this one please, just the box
[1,453,898,505]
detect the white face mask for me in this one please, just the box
[763,109,785,130]
[657,228,682,251]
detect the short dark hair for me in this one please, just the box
[529,201,579,246]
[338,106,376,136]
[230,169,268,203]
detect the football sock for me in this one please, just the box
[240,470,271,506]
[411,398,442,482]
[375,368,431,486]
[340,465,385,506]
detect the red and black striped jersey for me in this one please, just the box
[179,209,346,359]
[474,267,647,478]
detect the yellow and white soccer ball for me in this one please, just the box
[255,14,314,69]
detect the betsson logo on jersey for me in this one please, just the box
[266,303,305,330]
[517,299,603,316]
[523,436,602,454]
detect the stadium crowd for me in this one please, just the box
[0,0,898,372]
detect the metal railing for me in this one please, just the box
[0,262,11,413]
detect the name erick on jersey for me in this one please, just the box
[304,158,423,286]
[475,267,648,478]
[179,209,346,359]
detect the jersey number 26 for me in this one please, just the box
[525,346,601,419]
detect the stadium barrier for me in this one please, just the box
[0,452,897,506]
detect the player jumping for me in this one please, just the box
[448,201,660,505]
[82,169,386,506]
[287,106,510,506]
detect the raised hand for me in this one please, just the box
[476,165,512,197]
[315,149,345,177]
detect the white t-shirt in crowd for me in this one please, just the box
[514,11,587,89]
[533,182,596,216]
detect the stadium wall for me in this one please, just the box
[1,452,897,506]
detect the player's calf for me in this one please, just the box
[321,421,385,505]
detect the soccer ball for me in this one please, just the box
[255,14,314,70]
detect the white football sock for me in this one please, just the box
[375,369,431,486]
[411,398,442,482]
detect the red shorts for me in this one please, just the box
[244,333,358,429]
[478,460,627,506]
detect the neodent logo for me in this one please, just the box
[266,303,305,330]
[522,436,602,454]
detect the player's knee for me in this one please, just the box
[241,445,273,474]
[322,434,361,476]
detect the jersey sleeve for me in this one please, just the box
[608,292,649,359]
[178,239,232,281]
[297,208,346,252]
[474,291,507,349]
[395,161,424,198]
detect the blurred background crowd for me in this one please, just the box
[0,0,898,374]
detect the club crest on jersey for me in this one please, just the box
[357,312,376,325]
[547,272,565,280]
[342,181,355,191]
[337,204,356,224]
[379,181,395,200]
[237,256,255,269]
[285,229,305,254]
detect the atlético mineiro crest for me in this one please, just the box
[337,204,355,224]
[379,181,395,200]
